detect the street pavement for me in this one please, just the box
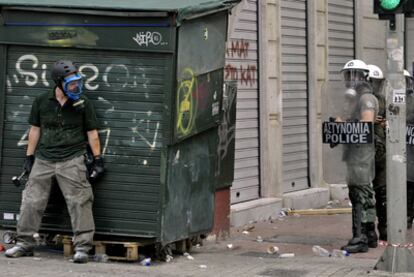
[2,207,414,276]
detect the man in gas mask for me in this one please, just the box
[5,60,104,263]
[338,59,379,253]
[405,70,414,230]
[367,64,387,242]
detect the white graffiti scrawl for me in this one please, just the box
[16,54,39,87]
[7,54,154,92]
[9,53,163,166]
[132,31,165,47]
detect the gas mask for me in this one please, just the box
[370,79,385,97]
[343,69,367,98]
[63,73,84,101]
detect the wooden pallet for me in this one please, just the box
[62,236,141,262]
[287,208,352,216]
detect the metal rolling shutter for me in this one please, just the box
[226,0,260,203]
[281,0,309,193]
[323,0,355,184]
[0,45,171,236]
[406,18,414,73]
[328,0,355,82]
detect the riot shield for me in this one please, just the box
[407,90,414,182]
[322,79,376,185]
[322,80,346,184]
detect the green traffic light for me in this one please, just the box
[380,0,402,10]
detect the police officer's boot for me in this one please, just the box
[341,203,369,253]
[363,222,378,248]
[377,223,387,241]
[345,205,357,245]
[375,186,387,241]
[407,183,414,229]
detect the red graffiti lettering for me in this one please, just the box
[226,40,250,58]
[240,64,256,87]
[225,64,238,81]
[225,64,256,87]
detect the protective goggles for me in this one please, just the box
[63,73,84,101]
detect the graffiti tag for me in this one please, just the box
[132,31,164,47]
[176,68,198,137]
[9,54,152,92]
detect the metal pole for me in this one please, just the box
[375,14,414,272]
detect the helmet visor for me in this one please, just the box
[63,73,84,100]
[407,76,414,94]
[342,69,366,88]
[371,79,385,97]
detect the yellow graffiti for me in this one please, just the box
[176,68,198,137]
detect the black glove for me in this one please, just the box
[23,155,35,174]
[328,117,339,149]
[90,155,104,181]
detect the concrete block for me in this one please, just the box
[329,184,349,201]
[283,188,329,210]
[230,198,283,227]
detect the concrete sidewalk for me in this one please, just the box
[2,211,414,276]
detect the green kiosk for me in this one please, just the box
[0,0,239,258]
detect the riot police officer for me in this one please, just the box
[338,59,379,253]
[367,64,387,241]
[405,70,414,229]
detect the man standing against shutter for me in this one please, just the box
[5,60,104,263]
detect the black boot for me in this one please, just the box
[375,186,387,241]
[346,204,357,245]
[363,223,378,248]
[378,225,387,241]
[341,203,369,253]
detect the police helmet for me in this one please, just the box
[367,64,384,80]
[341,59,369,73]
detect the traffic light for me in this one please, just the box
[374,0,406,14]
[374,0,414,15]
[374,0,414,27]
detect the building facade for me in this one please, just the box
[227,0,391,227]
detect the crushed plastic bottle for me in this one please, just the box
[331,249,349,258]
[93,254,109,263]
[183,252,194,260]
[279,253,295,258]
[312,245,331,257]
[140,257,151,266]
[165,255,173,263]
